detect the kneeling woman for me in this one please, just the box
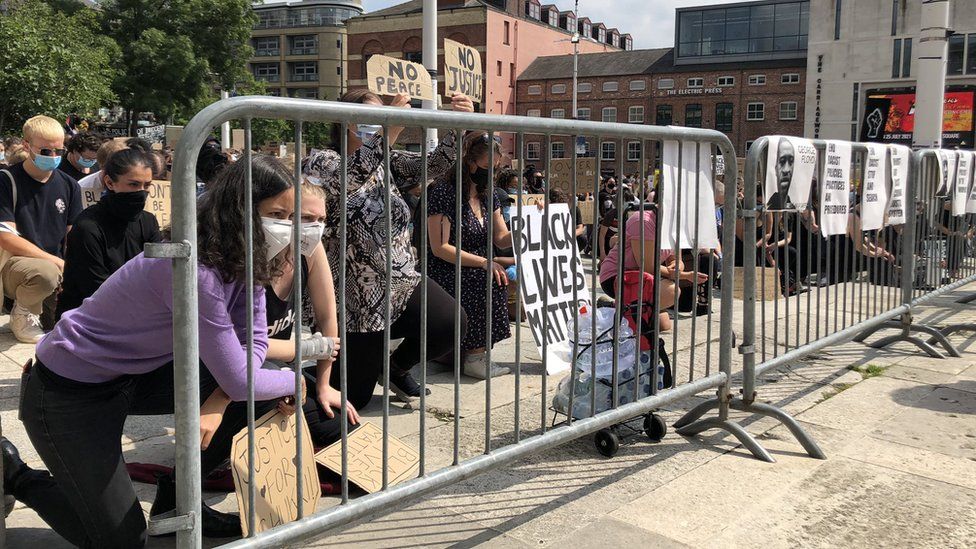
[2,156,305,548]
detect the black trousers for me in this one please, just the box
[331,278,466,409]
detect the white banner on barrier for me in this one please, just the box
[660,140,719,251]
[954,151,973,217]
[966,152,976,214]
[937,150,957,197]
[763,135,817,211]
[512,204,591,374]
[886,144,910,226]
[861,143,889,231]
[820,140,852,238]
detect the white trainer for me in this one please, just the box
[10,303,45,344]
[462,353,510,380]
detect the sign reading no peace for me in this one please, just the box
[443,39,484,104]
[367,54,434,101]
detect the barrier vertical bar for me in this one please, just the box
[485,131,495,452]
[244,119,256,534]
[672,143,683,385]
[591,139,600,417]
[541,135,551,429]
[381,128,391,490]
[569,134,579,423]
[514,132,524,441]
[338,124,350,503]
[689,142,702,383]
[419,130,429,476]
[292,121,305,517]
[453,132,463,465]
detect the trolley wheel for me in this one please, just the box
[644,413,667,442]
[594,428,620,457]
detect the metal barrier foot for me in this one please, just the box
[957,293,976,304]
[852,321,896,343]
[870,334,945,358]
[730,400,826,460]
[926,324,976,344]
[675,417,775,463]
[908,325,962,357]
[673,399,720,430]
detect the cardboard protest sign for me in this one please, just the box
[937,150,957,197]
[232,129,246,151]
[659,140,719,251]
[578,199,595,225]
[367,54,434,101]
[953,151,972,217]
[81,180,171,227]
[886,144,910,225]
[509,194,545,206]
[549,158,598,193]
[819,140,852,238]
[443,38,483,104]
[861,143,889,231]
[164,125,183,149]
[231,410,320,536]
[763,135,817,211]
[511,204,591,374]
[314,422,419,494]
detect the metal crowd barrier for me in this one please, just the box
[156,96,746,547]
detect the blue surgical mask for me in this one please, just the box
[31,151,61,172]
[78,157,97,169]
[356,124,382,140]
[0,153,5,163]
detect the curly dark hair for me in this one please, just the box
[194,155,295,285]
[495,167,519,190]
[66,132,101,154]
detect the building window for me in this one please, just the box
[290,61,318,82]
[687,77,704,88]
[578,82,592,93]
[685,104,702,128]
[602,107,617,123]
[527,85,542,95]
[949,34,965,75]
[657,78,674,90]
[781,73,800,84]
[746,140,755,151]
[504,21,511,45]
[628,106,644,123]
[748,74,766,85]
[290,35,317,55]
[254,36,279,56]
[747,102,765,121]
[715,103,733,131]
[497,61,503,76]
[892,37,912,78]
[656,104,673,125]
[526,109,541,117]
[717,76,735,87]
[404,51,423,63]
[834,0,842,40]
[779,101,798,120]
[627,141,642,162]
[890,0,899,36]
[253,63,280,82]
[552,83,567,94]
[527,142,541,160]
[852,82,860,122]
[968,34,976,75]
[577,107,591,120]
[603,81,619,92]
[551,108,565,119]
[676,2,809,59]
[510,63,516,84]
[602,142,615,161]
[551,142,565,159]
[288,88,318,99]
[629,79,646,91]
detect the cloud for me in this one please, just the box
[361,0,746,49]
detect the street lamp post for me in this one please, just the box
[572,0,580,123]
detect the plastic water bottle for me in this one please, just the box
[506,265,518,281]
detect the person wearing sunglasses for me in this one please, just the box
[0,115,83,342]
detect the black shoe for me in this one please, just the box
[150,474,242,538]
[388,369,430,403]
[1,437,28,498]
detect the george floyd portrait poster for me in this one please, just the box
[763,135,818,211]
[860,87,975,148]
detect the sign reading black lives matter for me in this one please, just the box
[887,144,910,225]
[763,135,817,211]
[366,54,434,101]
[819,140,852,238]
[444,39,484,104]
[861,143,889,231]
[512,204,590,374]
[953,151,972,217]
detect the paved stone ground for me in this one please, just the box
[2,279,975,548]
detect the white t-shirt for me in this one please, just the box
[78,170,102,190]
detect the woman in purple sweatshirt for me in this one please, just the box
[1,156,302,548]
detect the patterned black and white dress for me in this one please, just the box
[302,132,457,333]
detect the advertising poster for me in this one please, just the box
[861,88,976,148]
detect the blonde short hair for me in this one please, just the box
[301,181,326,200]
[23,115,65,143]
[97,139,129,167]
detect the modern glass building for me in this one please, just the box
[675,0,809,65]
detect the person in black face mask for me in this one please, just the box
[55,139,162,319]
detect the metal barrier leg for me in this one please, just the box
[674,415,775,462]
[957,293,976,304]
[857,315,959,358]
[729,400,826,459]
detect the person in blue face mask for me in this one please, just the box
[0,115,83,342]
[59,131,101,182]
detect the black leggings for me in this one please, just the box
[331,279,466,409]
[13,360,278,548]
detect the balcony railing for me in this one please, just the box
[255,49,280,57]
[290,47,318,56]
[290,73,319,82]
[255,74,280,83]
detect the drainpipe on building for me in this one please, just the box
[422,0,439,149]
[913,0,951,150]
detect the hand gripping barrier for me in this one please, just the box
[157,95,749,548]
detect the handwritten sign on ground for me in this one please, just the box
[511,203,591,374]
[953,150,972,217]
[367,54,434,101]
[314,422,419,494]
[80,180,171,227]
[444,38,483,104]
[231,410,320,536]
[763,135,817,211]
[820,140,852,238]
[887,144,910,225]
[660,140,719,250]
[861,143,889,231]
[549,158,598,193]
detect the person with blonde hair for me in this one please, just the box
[0,115,83,342]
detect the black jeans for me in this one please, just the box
[12,360,279,549]
[331,278,466,409]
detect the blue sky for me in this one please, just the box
[359,0,745,49]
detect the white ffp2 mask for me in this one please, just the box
[261,217,293,260]
[300,222,324,257]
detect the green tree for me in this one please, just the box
[0,0,118,134]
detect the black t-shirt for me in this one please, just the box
[0,162,83,256]
[57,156,96,182]
[56,199,161,318]
[265,257,309,341]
